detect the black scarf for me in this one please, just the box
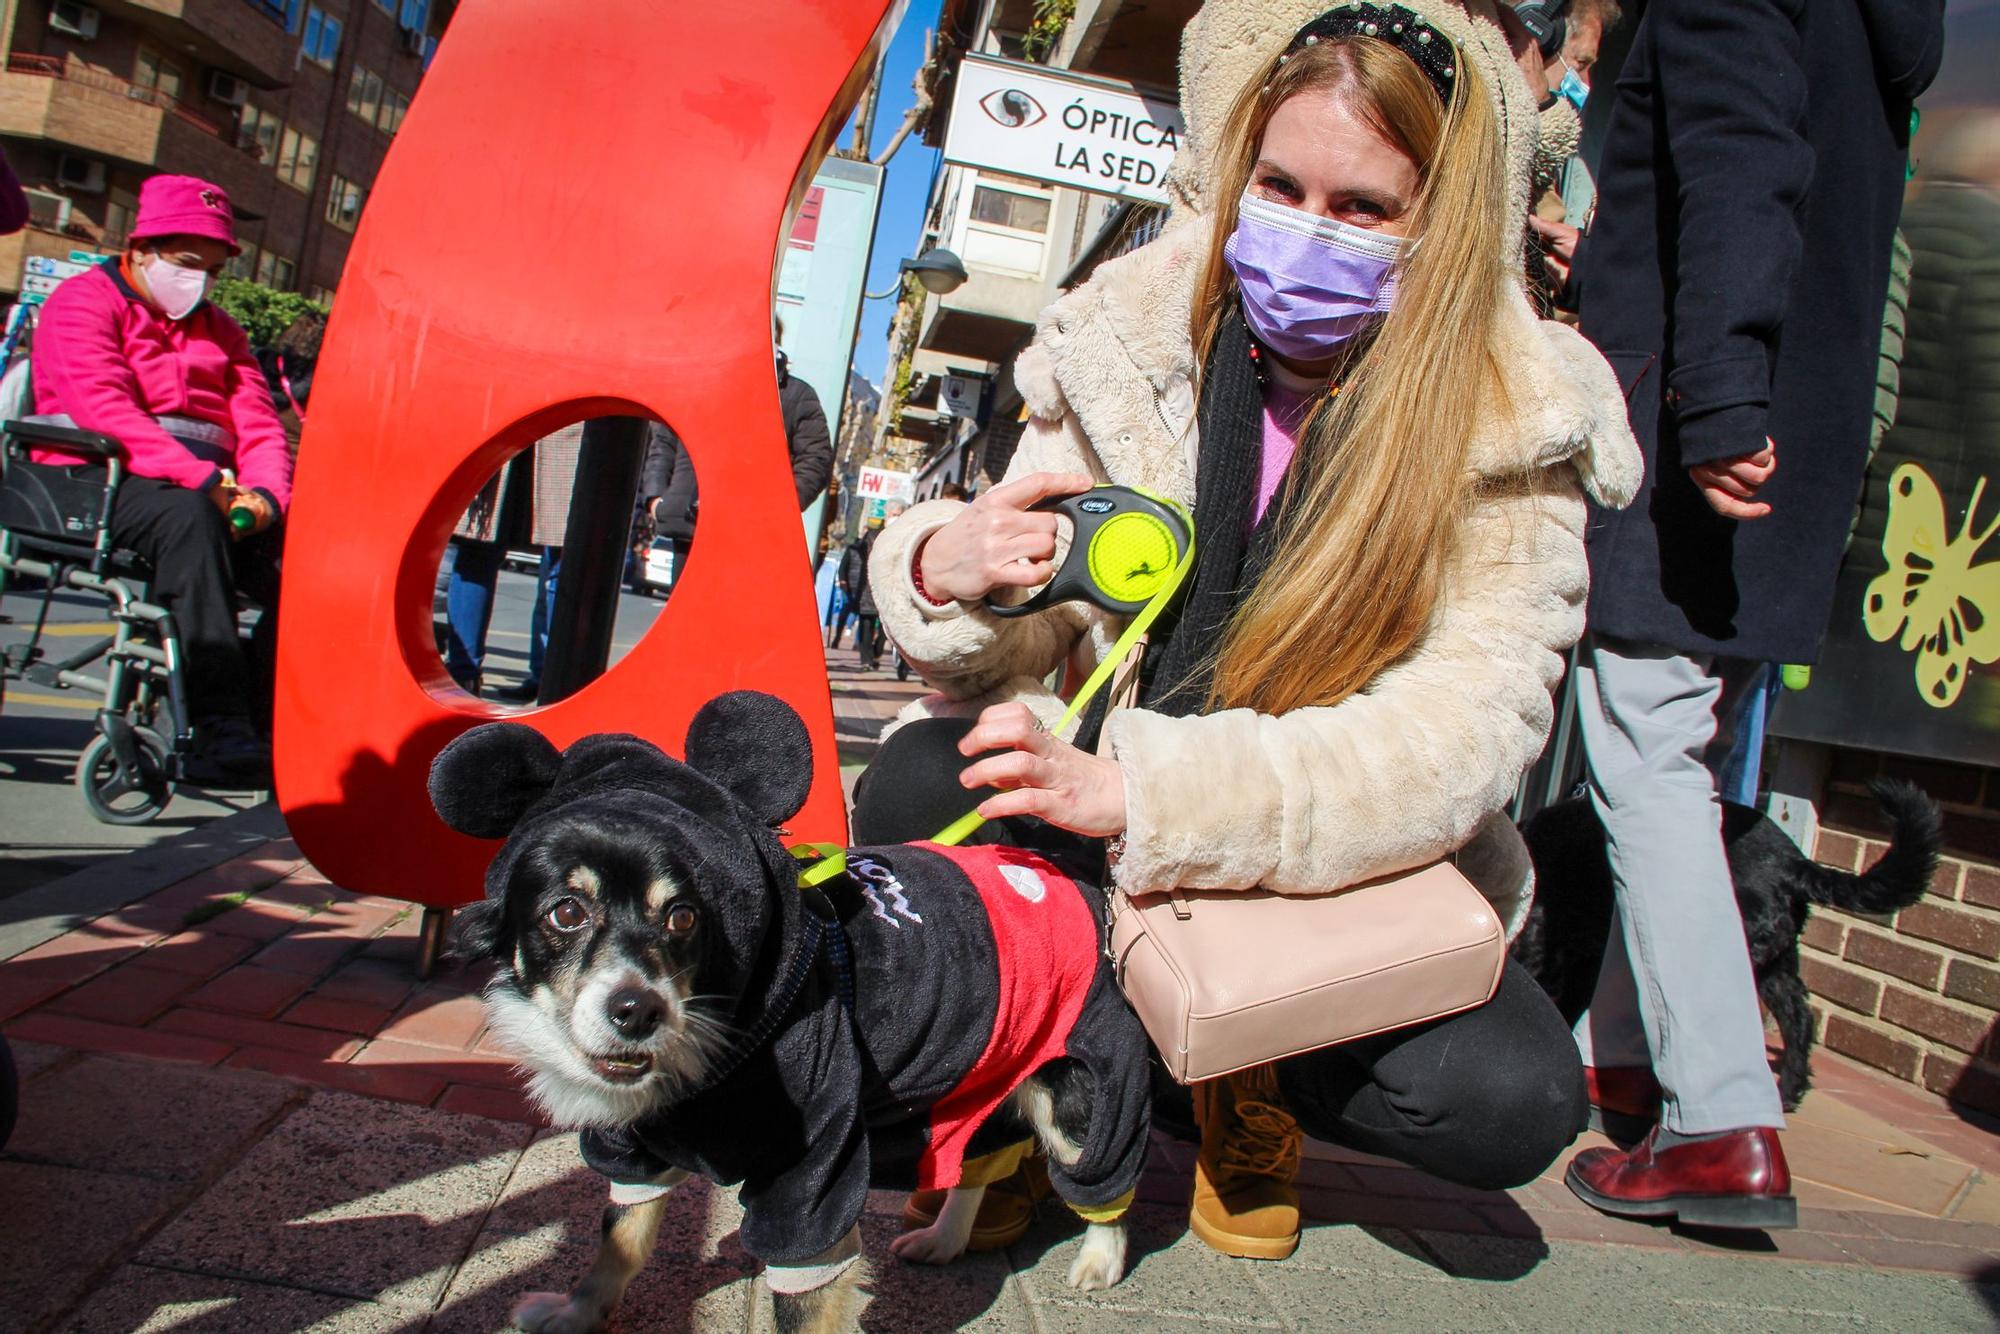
[1076,309,1286,748]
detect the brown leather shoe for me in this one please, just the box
[1566,1126,1796,1230]
[1585,1065,1662,1143]
[1188,1064,1302,1260]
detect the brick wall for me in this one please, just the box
[1803,749,2000,1115]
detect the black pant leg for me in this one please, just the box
[1274,959,1587,1190]
[232,524,284,728]
[109,477,251,721]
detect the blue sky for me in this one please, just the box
[846,5,945,391]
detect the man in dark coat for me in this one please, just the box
[637,342,836,582]
[1561,0,1944,1229]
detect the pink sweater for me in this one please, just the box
[30,261,293,509]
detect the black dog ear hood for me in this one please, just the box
[428,722,564,839]
[429,691,813,841]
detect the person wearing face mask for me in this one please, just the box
[856,0,1641,1263]
[26,174,292,784]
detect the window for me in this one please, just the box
[133,48,186,103]
[306,284,335,305]
[347,66,382,124]
[103,192,134,247]
[969,183,1052,234]
[372,0,394,11]
[399,0,429,31]
[239,102,281,161]
[276,125,319,192]
[302,6,342,69]
[376,87,410,134]
[228,245,259,280]
[324,174,363,231]
[256,249,296,290]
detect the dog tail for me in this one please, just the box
[1795,779,1943,915]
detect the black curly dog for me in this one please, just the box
[1513,779,1942,1111]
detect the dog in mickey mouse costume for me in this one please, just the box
[430,690,1151,1334]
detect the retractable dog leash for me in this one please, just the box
[795,485,1196,887]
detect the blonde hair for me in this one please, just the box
[1192,34,1513,714]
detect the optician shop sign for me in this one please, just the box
[942,54,1184,205]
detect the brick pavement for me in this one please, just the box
[3,648,1998,1329]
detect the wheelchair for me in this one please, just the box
[0,419,200,824]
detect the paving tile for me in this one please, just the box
[313,957,422,1009]
[436,1082,546,1126]
[154,1006,363,1060]
[0,1161,186,1332]
[248,931,366,978]
[1783,1117,1977,1217]
[351,1036,522,1087]
[184,964,315,1018]
[223,1045,448,1105]
[5,1037,69,1083]
[284,995,400,1035]
[7,1052,298,1183]
[140,930,264,978]
[140,1088,532,1313]
[65,1263,406,1333]
[433,1222,755,1334]
[836,1212,1034,1334]
[47,962,202,1024]
[4,1011,232,1066]
[480,1132,732,1257]
[377,988,488,1051]
[1298,1186,1488,1235]
[1249,1248,1513,1332]
[1009,1202,1286,1329]
[1837,1232,1997,1278]
[201,898,309,942]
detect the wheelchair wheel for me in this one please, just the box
[77,728,175,825]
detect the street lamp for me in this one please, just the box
[864,246,967,300]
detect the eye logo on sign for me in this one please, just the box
[979,88,1046,128]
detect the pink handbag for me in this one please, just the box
[1097,644,1506,1083]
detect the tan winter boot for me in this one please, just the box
[1188,1063,1302,1260]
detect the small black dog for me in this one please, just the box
[431,692,1149,1334]
[1515,778,1942,1110]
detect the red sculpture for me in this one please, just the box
[275,0,890,933]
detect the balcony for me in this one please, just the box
[101,0,294,87]
[0,53,260,173]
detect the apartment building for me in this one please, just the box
[0,0,453,307]
[873,0,1196,501]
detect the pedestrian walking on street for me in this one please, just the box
[1559,0,1944,1229]
[841,519,884,671]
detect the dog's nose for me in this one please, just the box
[607,987,664,1039]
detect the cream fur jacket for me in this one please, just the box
[866,1,1643,939]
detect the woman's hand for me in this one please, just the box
[957,701,1128,838]
[917,471,1095,604]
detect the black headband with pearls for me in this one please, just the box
[1278,4,1458,106]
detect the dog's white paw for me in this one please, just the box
[511,1291,603,1334]
[889,1224,970,1267]
[1065,1222,1128,1291]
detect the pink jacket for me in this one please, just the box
[31,261,293,509]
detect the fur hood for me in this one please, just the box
[1013,0,1642,509]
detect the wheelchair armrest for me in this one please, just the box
[3,419,124,459]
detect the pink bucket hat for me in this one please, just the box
[129,174,240,254]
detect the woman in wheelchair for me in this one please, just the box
[25,174,290,785]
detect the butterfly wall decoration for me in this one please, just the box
[1863,463,2000,709]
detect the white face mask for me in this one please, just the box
[142,255,210,320]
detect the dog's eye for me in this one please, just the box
[665,903,698,935]
[547,897,590,933]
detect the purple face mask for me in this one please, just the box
[1223,192,1407,362]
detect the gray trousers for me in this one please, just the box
[1573,633,1785,1133]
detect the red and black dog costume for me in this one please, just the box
[431,693,1150,1276]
